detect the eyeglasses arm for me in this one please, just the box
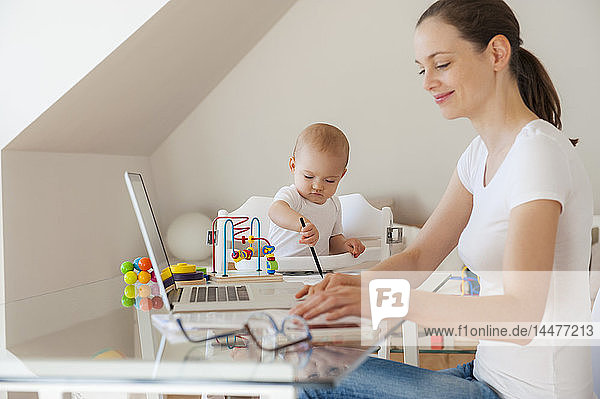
[176,318,247,343]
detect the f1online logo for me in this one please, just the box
[369,279,410,330]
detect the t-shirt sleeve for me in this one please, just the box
[507,135,571,211]
[331,196,343,236]
[456,137,481,194]
[273,186,302,211]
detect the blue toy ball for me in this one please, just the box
[133,256,143,271]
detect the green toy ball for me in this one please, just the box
[121,295,135,307]
[120,261,134,274]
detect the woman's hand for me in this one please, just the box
[290,285,364,320]
[294,273,360,299]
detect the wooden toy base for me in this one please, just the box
[175,279,207,287]
[211,271,283,283]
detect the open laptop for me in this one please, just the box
[124,171,304,312]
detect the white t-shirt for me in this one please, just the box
[457,119,593,398]
[268,185,343,257]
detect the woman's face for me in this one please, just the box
[414,17,495,121]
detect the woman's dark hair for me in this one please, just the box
[417,0,577,145]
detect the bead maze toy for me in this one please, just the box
[210,215,281,282]
[120,256,164,311]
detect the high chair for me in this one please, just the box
[212,193,402,274]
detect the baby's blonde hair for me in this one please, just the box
[293,123,350,167]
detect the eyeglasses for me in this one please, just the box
[449,266,480,296]
[176,312,312,351]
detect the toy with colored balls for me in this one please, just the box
[119,256,163,311]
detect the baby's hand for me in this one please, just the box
[344,238,365,258]
[299,222,319,247]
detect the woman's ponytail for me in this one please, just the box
[516,48,577,145]
[516,49,558,128]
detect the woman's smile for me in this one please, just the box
[433,90,455,104]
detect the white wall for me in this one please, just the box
[0,0,168,149]
[1,151,153,347]
[151,0,600,230]
[0,0,167,351]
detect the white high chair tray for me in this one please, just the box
[234,247,381,273]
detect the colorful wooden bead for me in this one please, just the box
[121,295,135,307]
[152,296,164,309]
[138,257,152,271]
[120,261,134,274]
[124,284,136,299]
[124,271,138,285]
[138,271,151,284]
[138,285,151,298]
[139,297,152,311]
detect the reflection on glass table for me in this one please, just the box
[0,275,388,398]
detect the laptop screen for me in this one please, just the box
[124,172,173,310]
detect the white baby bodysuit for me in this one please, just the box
[268,184,343,257]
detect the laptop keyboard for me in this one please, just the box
[189,285,250,302]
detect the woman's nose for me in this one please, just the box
[422,70,438,92]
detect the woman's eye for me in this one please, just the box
[436,62,450,69]
[417,69,425,75]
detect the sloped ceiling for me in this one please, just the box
[5,0,296,155]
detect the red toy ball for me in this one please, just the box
[152,296,164,310]
[139,297,153,311]
[138,257,152,271]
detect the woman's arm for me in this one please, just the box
[408,199,559,333]
[293,169,472,300]
[293,193,560,345]
[372,169,473,273]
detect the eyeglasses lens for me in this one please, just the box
[247,314,279,350]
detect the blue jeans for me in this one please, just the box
[298,357,500,399]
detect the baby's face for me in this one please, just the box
[289,147,347,205]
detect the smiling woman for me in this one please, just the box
[294,1,594,398]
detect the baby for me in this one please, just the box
[268,123,365,258]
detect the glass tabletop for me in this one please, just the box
[0,275,382,391]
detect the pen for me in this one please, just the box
[299,217,324,278]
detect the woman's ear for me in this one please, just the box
[488,34,511,72]
[289,157,296,173]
